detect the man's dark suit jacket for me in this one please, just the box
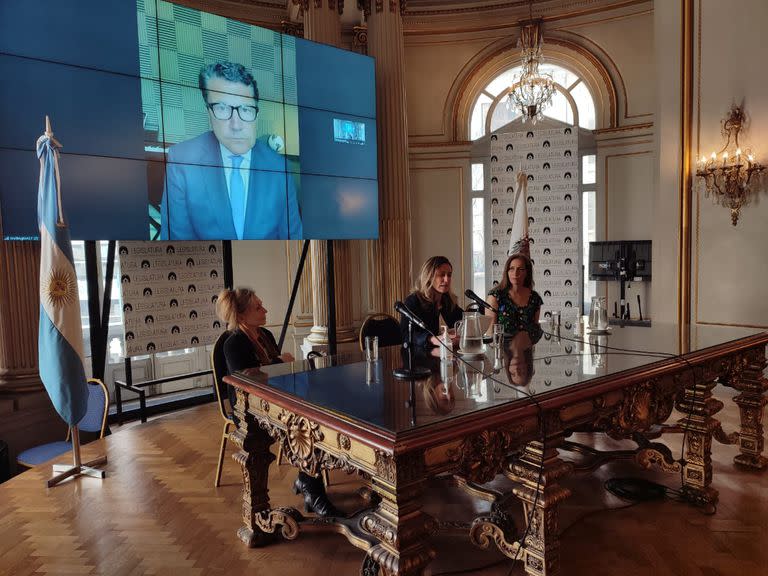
[160,131,302,240]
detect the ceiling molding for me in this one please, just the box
[403,0,650,23]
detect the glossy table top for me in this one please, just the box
[230,322,767,437]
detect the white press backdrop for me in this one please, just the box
[489,126,581,328]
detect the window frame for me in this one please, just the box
[470,63,596,141]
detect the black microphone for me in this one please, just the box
[464,289,498,314]
[394,301,428,331]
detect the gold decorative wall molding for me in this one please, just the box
[594,122,653,135]
[358,0,406,17]
[281,20,304,37]
[402,0,650,36]
[352,24,368,50]
[678,0,694,351]
[292,0,345,15]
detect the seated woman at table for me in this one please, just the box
[216,288,341,517]
[399,256,463,349]
[486,253,542,334]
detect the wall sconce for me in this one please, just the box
[696,105,765,225]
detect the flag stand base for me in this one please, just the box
[48,455,108,488]
[45,426,107,488]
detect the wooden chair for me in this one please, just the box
[211,331,234,487]
[359,312,402,351]
[17,378,109,468]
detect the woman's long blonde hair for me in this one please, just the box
[215,287,257,330]
[414,256,457,310]
[216,288,278,364]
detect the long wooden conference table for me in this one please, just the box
[224,323,767,576]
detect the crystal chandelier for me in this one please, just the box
[507,19,555,124]
[696,105,765,226]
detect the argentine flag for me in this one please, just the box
[507,171,531,258]
[37,131,88,426]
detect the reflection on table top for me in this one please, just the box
[229,322,767,438]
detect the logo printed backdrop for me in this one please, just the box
[119,241,224,356]
[489,126,581,327]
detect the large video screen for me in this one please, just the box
[0,0,378,241]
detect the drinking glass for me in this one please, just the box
[365,336,379,361]
[440,326,451,361]
[492,323,504,348]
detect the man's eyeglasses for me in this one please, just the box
[207,102,258,122]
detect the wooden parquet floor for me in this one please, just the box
[1,387,766,576]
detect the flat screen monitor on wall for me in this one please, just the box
[0,0,378,241]
[588,240,652,280]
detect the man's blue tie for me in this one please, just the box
[229,155,245,240]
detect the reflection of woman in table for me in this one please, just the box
[486,253,542,334]
[504,329,541,387]
[420,376,455,415]
[216,287,340,517]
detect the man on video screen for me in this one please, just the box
[160,61,302,240]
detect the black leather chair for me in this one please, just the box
[358,313,403,351]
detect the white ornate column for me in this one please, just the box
[361,0,413,313]
[297,0,358,350]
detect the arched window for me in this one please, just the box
[470,63,596,140]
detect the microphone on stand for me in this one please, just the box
[464,289,498,314]
[392,301,431,380]
[394,301,428,330]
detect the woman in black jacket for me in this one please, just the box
[399,256,463,349]
[216,287,340,517]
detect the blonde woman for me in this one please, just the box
[216,288,340,517]
[216,288,294,376]
[400,256,463,348]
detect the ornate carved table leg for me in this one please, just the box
[731,348,768,470]
[675,376,720,512]
[490,438,571,576]
[231,389,300,547]
[360,451,435,576]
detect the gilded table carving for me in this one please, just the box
[225,331,768,576]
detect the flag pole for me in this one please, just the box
[38,115,107,487]
[44,115,61,147]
